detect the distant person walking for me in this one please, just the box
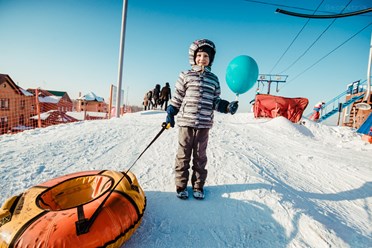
[152,84,161,109]
[160,82,172,110]
[146,90,153,110]
[143,92,149,110]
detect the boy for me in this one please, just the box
[165,39,238,200]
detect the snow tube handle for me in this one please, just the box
[0,194,21,227]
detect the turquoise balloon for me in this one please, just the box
[226,55,259,95]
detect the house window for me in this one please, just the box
[20,99,26,109]
[0,116,8,128]
[0,99,10,110]
[19,114,25,125]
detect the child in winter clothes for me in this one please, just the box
[309,101,325,122]
[165,39,238,200]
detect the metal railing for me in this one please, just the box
[305,79,368,122]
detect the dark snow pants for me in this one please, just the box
[175,127,209,190]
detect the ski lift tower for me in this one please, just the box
[257,74,288,94]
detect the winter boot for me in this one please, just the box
[176,187,188,200]
[193,188,204,200]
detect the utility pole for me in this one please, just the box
[256,74,288,94]
[363,32,371,103]
[115,0,128,117]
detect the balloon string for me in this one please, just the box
[235,94,239,101]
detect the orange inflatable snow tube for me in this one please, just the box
[0,170,146,248]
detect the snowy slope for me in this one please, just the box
[0,112,371,248]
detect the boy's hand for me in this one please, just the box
[165,114,175,128]
[227,101,239,115]
[165,105,179,128]
[162,122,171,129]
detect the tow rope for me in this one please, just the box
[76,122,170,235]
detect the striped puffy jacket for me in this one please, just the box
[170,39,225,129]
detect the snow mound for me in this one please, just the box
[261,116,314,138]
[301,120,369,150]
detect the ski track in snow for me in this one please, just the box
[0,111,371,248]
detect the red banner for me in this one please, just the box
[254,94,309,123]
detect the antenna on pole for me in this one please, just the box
[115,0,128,117]
[257,74,288,94]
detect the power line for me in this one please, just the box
[269,0,325,73]
[243,0,334,14]
[279,22,372,91]
[279,0,353,74]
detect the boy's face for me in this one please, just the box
[195,51,210,66]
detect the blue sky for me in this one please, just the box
[0,0,371,113]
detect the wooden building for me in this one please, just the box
[27,89,73,113]
[342,81,372,129]
[0,74,36,134]
[75,92,108,113]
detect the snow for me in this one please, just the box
[66,111,108,120]
[19,88,34,97]
[30,110,57,121]
[38,95,61,103]
[0,111,371,248]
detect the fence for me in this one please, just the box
[0,87,110,135]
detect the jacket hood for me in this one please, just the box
[189,39,216,66]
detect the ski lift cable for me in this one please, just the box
[269,0,325,74]
[276,7,372,19]
[279,18,336,74]
[279,0,353,74]
[279,22,372,91]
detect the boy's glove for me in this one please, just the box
[227,101,239,115]
[165,105,179,128]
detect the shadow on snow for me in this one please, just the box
[125,181,371,248]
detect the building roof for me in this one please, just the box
[31,110,78,122]
[27,88,72,103]
[78,92,104,102]
[0,74,33,96]
[47,90,67,97]
[38,95,62,103]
